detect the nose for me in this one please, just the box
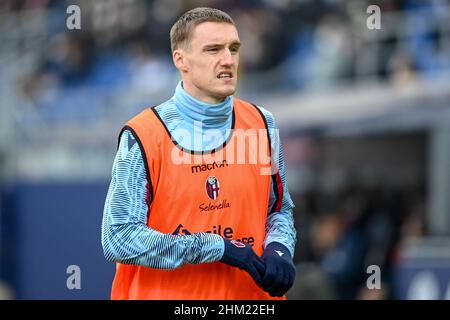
[220,48,234,67]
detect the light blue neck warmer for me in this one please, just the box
[173,81,234,151]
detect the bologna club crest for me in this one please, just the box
[206,176,220,200]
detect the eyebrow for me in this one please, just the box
[202,41,241,49]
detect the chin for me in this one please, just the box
[217,86,236,98]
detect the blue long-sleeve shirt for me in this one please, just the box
[101,82,296,269]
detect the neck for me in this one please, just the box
[181,80,226,104]
[174,81,233,127]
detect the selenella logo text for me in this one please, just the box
[199,199,231,212]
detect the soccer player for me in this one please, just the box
[101,7,296,300]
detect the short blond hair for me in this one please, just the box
[170,7,235,52]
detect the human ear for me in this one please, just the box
[173,49,189,72]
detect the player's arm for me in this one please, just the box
[259,106,297,297]
[101,129,223,269]
[101,130,265,286]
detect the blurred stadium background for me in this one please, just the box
[1,0,450,299]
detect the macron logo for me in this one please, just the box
[275,250,284,257]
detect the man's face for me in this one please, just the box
[176,22,240,104]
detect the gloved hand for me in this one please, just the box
[220,239,265,288]
[261,242,296,297]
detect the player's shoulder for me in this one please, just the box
[236,98,277,129]
[153,98,175,115]
[118,102,164,152]
[117,128,142,160]
[125,99,174,123]
[255,105,276,126]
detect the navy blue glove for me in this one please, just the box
[261,242,296,297]
[220,239,266,288]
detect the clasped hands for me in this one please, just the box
[220,240,296,297]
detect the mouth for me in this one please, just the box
[217,71,233,80]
